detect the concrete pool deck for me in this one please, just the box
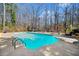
[0,32,79,56]
[0,38,79,56]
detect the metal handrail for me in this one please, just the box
[12,37,26,49]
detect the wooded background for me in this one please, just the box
[0,3,79,33]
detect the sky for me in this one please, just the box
[17,3,70,16]
[16,3,66,23]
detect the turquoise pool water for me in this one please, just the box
[15,32,59,50]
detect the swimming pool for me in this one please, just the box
[14,32,59,50]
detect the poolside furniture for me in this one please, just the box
[68,29,79,36]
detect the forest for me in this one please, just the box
[0,3,79,34]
